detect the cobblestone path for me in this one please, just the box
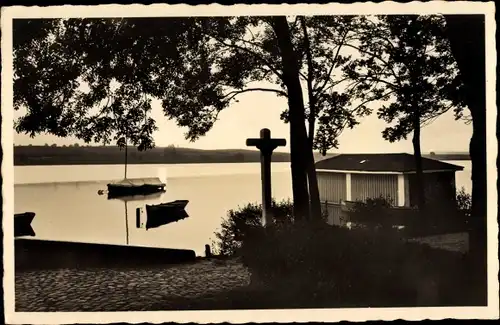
[15,259,251,312]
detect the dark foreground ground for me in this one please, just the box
[14,233,479,311]
[15,258,251,312]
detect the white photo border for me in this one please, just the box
[2,1,498,323]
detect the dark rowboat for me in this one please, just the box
[144,200,189,230]
[15,212,36,237]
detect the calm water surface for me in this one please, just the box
[14,163,292,256]
[14,160,471,256]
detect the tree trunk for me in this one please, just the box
[299,16,323,221]
[444,15,487,304]
[412,109,426,215]
[306,148,322,220]
[272,16,311,220]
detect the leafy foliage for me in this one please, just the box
[342,15,469,143]
[13,18,188,150]
[211,200,294,257]
[13,16,376,153]
[240,221,470,306]
[347,196,397,230]
[456,187,472,219]
[279,16,374,153]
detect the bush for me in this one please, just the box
[347,196,397,230]
[240,221,470,307]
[348,191,472,236]
[211,200,294,256]
[456,187,472,219]
[213,197,474,306]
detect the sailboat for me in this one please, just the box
[107,131,166,198]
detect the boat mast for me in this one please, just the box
[124,133,128,179]
[125,201,129,245]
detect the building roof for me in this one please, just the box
[315,153,464,173]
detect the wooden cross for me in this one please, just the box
[246,128,286,226]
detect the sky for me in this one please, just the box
[13,88,472,154]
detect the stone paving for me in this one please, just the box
[15,258,251,312]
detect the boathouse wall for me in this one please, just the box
[317,171,346,203]
[350,174,399,205]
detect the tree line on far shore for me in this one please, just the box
[13,144,470,166]
[13,144,292,166]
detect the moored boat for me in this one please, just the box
[15,212,36,237]
[107,127,167,198]
[144,200,189,230]
[107,177,166,198]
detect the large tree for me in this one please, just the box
[343,15,467,214]
[13,18,162,150]
[444,14,487,304]
[14,16,370,221]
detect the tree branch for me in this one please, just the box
[352,90,395,113]
[245,26,257,41]
[299,71,308,81]
[420,102,455,128]
[212,36,284,81]
[352,73,400,91]
[343,43,401,85]
[222,87,288,102]
[320,76,353,94]
[314,29,349,96]
[299,16,316,144]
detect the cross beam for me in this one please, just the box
[246,128,286,226]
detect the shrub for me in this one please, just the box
[347,191,472,236]
[240,221,470,307]
[214,197,473,306]
[456,187,472,219]
[347,196,397,230]
[211,199,294,256]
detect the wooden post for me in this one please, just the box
[205,244,212,258]
[246,128,286,226]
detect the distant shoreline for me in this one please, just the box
[13,145,470,167]
[14,145,291,166]
[14,160,291,167]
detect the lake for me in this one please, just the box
[13,160,472,256]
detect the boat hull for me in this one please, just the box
[15,212,36,237]
[145,200,189,229]
[107,184,165,199]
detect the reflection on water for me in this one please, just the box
[105,192,166,245]
[14,171,293,256]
